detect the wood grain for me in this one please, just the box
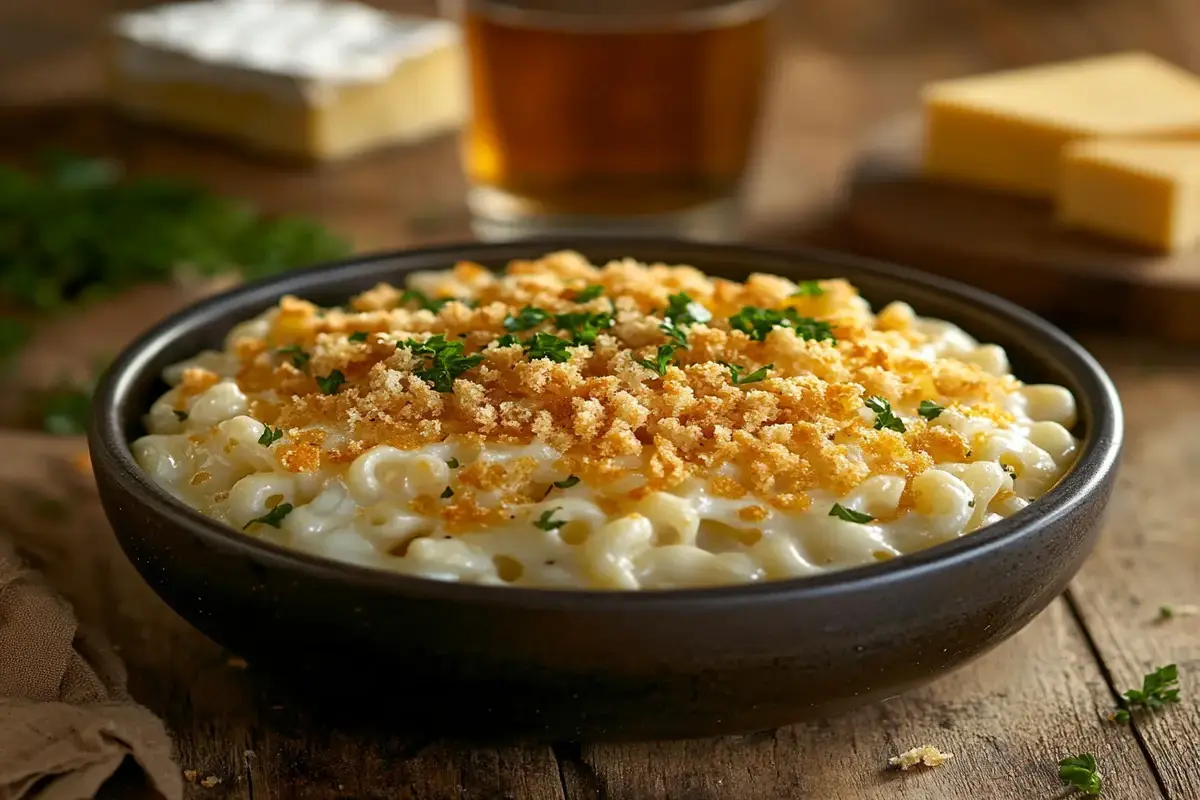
[846,113,1200,344]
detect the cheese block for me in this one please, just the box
[1058,139,1200,252]
[922,52,1200,198]
[109,0,467,161]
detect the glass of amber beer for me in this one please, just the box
[451,0,776,240]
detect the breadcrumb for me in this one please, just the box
[182,769,198,783]
[889,744,954,770]
[200,775,222,788]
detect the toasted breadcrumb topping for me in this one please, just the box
[889,744,954,770]
[222,252,1016,516]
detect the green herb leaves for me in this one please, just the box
[660,318,689,348]
[1110,664,1181,724]
[664,292,712,327]
[440,486,454,499]
[791,280,825,298]
[534,508,567,531]
[637,345,678,377]
[1058,754,1102,796]
[865,396,906,433]
[277,344,311,372]
[258,425,283,446]
[504,306,549,332]
[397,335,484,392]
[724,362,772,386]
[243,503,294,530]
[315,369,345,395]
[830,503,874,523]
[554,311,613,345]
[729,306,835,343]
[918,400,944,420]
[573,284,604,302]
[524,332,573,363]
[348,331,368,343]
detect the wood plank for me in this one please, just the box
[1064,338,1200,800]
[0,432,564,800]
[561,599,1161,800]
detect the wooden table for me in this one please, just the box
[3,1,1199,798]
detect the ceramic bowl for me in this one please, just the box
[89,239,1123,741]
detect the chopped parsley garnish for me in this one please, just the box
[534,508,567,531]
[277,344,311,372]
[440,486,454,499]
[830,503,874,523]
[524,332,573,363]
[573,284,604,302]
[636,344,678,377]
[791,280,825,298]
[553,476,581,490]
[664,291,712,327]
[0,151,350,314]
[257,425,283,446]
[446,458,460,469]
[1058,754,1102,796]
[724,362,772,386]
[400,289,452,313]
[401,335,484,392]
[504,305,549,332]
[918,400,944,420]
[864,396,906,433]
[315,369,345,395]
[728,306,835,343]
[243,503,294,530]
[554,310,613,345]
[348,331,368,343]
[495,333,520,347]
[659,318,689,348]
[1110,664,1180,724]
[173,410,188,422]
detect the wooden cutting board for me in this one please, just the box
[845,113,1200,343]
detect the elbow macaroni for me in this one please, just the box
[132,253,1080,590]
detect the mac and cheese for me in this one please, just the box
[132,252,1079,589]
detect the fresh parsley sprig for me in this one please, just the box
[636,345,678,377]
[1110,664,1181,723]
[664,292,712,327]
[348,331,368,343]
[534,508,567,531]
[1058,754,1102,796]
[830,503,874,523]
[315,369,345,395]
[918,400,944,420]
[258,425,283,445]
[865,396,906,433]
[573,284,604,302]
[724,362,772,385]
[660,318,689,348]
[504,306,549,332]
[791,280,825,298]
[398,334,484,392]
[277,344,311,372]
[554,310,613,345]
[244,503,294,530]
[728,306,835,343]
[524,332,573,363]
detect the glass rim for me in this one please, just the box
[443,0,777,31]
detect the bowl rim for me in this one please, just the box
[90,237,1124,609]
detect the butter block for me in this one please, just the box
[109,0,466,161]
[923,52,1200,197]
[1058,139,1200,252]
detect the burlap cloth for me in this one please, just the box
[0,531,182,800]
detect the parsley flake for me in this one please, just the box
[446,458,460,469]
[724,362,772,385]
[173,410,188,422]
[504,305,549,332]
[277,344,311,372]
[554,310,613,345]
[401,335,483,392]
[573,284,604,302]
[865,396,906,433]
[243,503,294,530]
[315,369,345,395]
[1058,754,1102,796]
[636,344,678,377]
[524,332,573,363]
[791,280,825,298]
[1110,664,1181,724]
[659,318,689,348]
[553,475,580,490]
[348,331,368,343]
[495,333,520,347]
[441,486,454,499]
[918,400,944,420]
[664,292,712,326]
[728,306,835,343]
[830,503,874,523]
[534,508,567,531]
[258,425,283,446]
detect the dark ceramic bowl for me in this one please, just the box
[89,239,1122,741]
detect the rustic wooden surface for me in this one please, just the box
[3,0,1200,798]
[846,114,1200,343]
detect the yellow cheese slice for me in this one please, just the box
[1058,139,1200,252]
[922,52,1200,198]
